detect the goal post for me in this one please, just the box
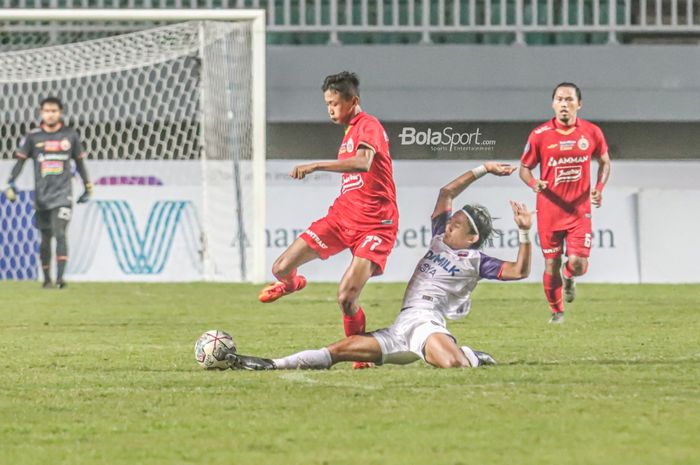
[0,9,266,283]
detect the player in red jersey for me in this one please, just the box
[519,83,612,323]
[259,72,399,366]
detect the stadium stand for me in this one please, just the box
[0,0,699,47]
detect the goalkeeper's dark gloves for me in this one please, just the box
[5,181,17,202]
[77,181,93,204]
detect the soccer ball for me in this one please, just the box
[194,330,237,370]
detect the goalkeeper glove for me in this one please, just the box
[5,181,17,202]
[77,182,93,204]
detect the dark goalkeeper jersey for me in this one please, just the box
[15,124,87,210]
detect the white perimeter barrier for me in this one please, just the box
[1,160,699,283]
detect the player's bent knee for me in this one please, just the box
[568,257,588,275]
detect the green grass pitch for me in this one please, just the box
[0,281,698,465]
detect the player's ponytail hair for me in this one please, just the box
[322,71,360,101]
[461,204,494,250]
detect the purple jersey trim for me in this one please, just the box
[431,210,450,236]
[479,252,504,280]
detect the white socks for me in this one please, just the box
[273,348,333,370]
[460,346,480,368]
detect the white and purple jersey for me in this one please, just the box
[400,210,505,320]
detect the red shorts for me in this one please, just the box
[300,214,398,276]
[538,217,592,259]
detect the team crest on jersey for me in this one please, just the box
[554,165,583,185]
[346,137,354,153]
[60,138,72,151]
[559,140,576,151]
[577,136,589,150]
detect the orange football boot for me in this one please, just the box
[258,276,307,303]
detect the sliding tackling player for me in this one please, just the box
[229,162,532,370]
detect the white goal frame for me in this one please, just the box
[0,9,267,283]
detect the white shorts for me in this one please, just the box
[370,307,454,365]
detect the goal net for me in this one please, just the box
[0,12,266,283]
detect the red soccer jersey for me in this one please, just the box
[327,112,399,228]
[521,117,608,230]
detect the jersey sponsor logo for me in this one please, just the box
[577,136,589,150]
[303,229,328,249]
[554,165,583,185]
[41,140,69,152]
[559,140,576,151]
[341,173,364,194]
[547,155,589,167]
[419,262,437,277]
[547,143,558,149]
[534,125,552,135]
[40,160,64,177]
[423,250,460,276]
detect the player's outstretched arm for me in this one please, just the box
[499,201,533,281]
[519,165,548,193]
[591,152,611,208]
[289,147,375,180]
[432,162,515,218]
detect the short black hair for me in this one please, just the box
[461,204,494,250]
[322,71,360,101]
[40,96,63,110]
[552,82,581,101]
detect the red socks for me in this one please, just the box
[543,272,564,313]
[343,307,366,336]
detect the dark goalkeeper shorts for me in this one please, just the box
[35,206,72,231]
